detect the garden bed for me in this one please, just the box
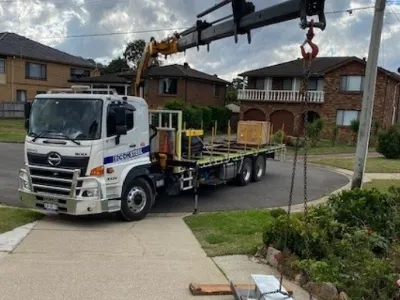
[260,187,400,300]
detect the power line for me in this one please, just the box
[387,3,400,22]
[36,27,189,40]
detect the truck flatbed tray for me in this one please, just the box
[182,142,285,168]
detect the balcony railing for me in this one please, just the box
[238,89,324,103]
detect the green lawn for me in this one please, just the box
[0,119,25,143]
[0,207,44,234]
[286,139,375,156]
[311,157,400,173]
[184,209,275,257]
[363,179,400,193]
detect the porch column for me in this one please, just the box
[125,85,128,96]
[107,85,110,94]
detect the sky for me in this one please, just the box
[0,0,399,82]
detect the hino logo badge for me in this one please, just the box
[47,152,62,166]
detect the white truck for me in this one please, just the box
[18,86,285,221]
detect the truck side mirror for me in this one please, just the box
[24,102,31,131]
[115,106,127,136]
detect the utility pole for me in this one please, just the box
[351,0,386,190]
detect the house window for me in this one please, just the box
[16,90,27,102]
[255,78,264,90]
[158,78,178,94]
[0,59,5,73]
[340,75,364,92]
[308,79,318,90]
[213,84,220,97]
[336,109,360,126]
[26,62,47,80]
[283,78,292,90]
[70,68,91,79]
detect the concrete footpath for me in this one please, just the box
[0,214,231,300]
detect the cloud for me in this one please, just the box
[0,0,399,82]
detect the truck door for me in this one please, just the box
[103,102,144,185]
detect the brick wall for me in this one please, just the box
[144,77,226,108]
[321,60,399,142]
[240,60,400,143]
[0,56,95,102]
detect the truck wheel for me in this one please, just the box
[237,157,252,186]
[252,155,265,182]
[117,177,153,222]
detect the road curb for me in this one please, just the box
[0,221,38,253]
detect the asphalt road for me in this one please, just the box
[0,142,349,212]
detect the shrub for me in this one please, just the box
[376,124,400,159]
[273,130,285,144]
[284,135,305,148]
[268,208,287,218]
[196,105,212,130]
[210,105,232,132]
[306,118,324,147]
[327,188,399,239]
[331,125,339,146]
[349,119,360,144]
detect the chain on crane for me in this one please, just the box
[265,20,319,300]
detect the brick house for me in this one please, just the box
[71,63,229,108]
[0,32,98,102]
[238,56,400,142]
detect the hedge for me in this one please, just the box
[163,99,232,133]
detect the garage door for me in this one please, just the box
[243,108,265,121]
[270,110,294,136]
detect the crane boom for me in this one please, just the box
[135,0,326,97]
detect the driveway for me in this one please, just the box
[0,142,349,211]
[0,214,231,300]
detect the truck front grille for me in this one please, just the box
[27,153,89,197]
[29,166,76,197]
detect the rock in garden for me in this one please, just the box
[266,246,281,268]
[339,292,349,300]
[303,282,319,295]
[255,245,269,258]
[319,282,338,300]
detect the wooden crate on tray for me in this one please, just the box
[236,121,271,146]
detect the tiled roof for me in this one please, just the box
[0,32,95,68]
[238,56,400,81]
[119,63,229,84]
[238,57,355,77]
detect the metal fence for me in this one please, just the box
[0,102,24,118]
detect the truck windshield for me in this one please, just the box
[28,98,103,140]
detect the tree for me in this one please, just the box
[232,77,247,90]
[123,39,162,69]
[103,57,130,74]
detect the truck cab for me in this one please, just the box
[18,86,158,221]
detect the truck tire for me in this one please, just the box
[117,177,153,222]
[237,157,252,186]
[252,155,265,182]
